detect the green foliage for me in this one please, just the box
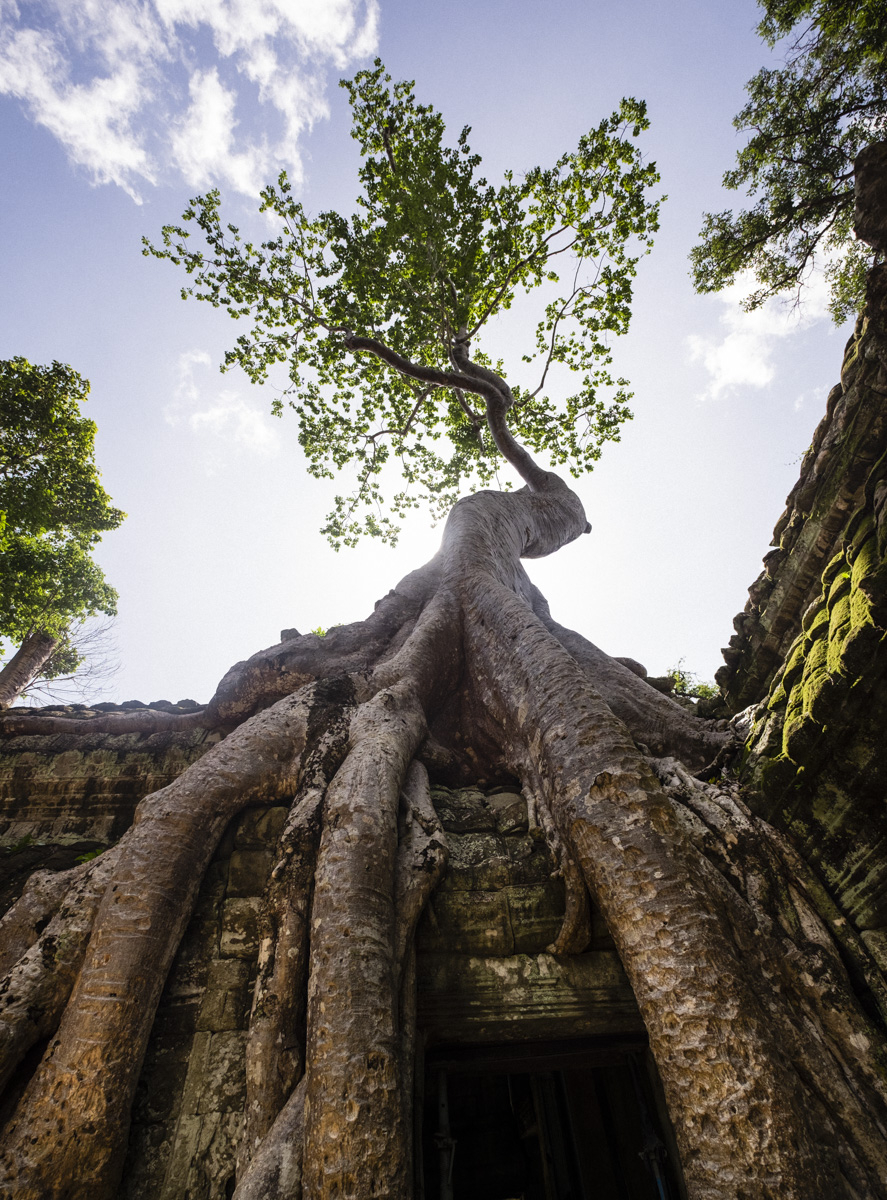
[310,624,342,637]
[0,359,124,656]
[75,848,103,864]
[4,833,34,855]
[668,660,720,701]
[691,0,887,321]
[146,61,662,547]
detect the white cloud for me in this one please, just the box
[171,67,271,194]
[166,350,280,471]
[687,270,832,401]
[0,0,379,198]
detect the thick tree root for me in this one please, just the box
[301,681,428,1199]
[0,479,882,1200]
[0,861,90,979]
[0,848,121,1096]
[393,760,448,982]
[654,758,887,1194]
[234,761,446,1199]
[0,684,342,1199]
[239,790,323,1178]
[233,1076,306,1200]
[523,780,591,955]
[238,676,357,1176]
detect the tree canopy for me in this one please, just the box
[0,358,124,681]
[146,61,662,547]
[691,0,887,321]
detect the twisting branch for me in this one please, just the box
[344,333,554,492]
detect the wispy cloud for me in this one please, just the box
[0,0,379,200]
[165,350,280,472]
[687,270,832,401]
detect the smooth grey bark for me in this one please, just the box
[0,631,58,710]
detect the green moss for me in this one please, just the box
[772,639,807,708]
[783,711,824,765]
[847,511,875,555]
[755,753,800,796]
[804,605,831,643]
[820,550,847,592]
[825,569,851,608]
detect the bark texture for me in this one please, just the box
[0,477,884,1198]
[0,631,58,710]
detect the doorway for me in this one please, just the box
[420,1037,684,1200]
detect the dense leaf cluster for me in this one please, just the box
[146,62,662,546]
[692,0,887,321]
[0,359,123,675]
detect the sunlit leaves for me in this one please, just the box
[0,359,122,653]
[691,0,887,319]
[146,61,662,546]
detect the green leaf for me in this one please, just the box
[147,62,662,547]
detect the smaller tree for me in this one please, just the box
[691,0,887,321]
[145,61,662,548]
[0,359,124,707]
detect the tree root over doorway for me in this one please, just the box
[0,479,885,1199]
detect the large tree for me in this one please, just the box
[691,0,887,321]
[0,63,885,1200]
[0,359,124,707]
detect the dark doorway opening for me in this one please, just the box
[420,1037,684,1200]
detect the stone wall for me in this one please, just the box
[717,266,887,975]
[0,745,642,1198]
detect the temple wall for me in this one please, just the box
[718,266,887,975]
[0,746,641,1198]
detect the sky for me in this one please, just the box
[0,0,853,706]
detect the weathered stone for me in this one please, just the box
[196,959,252,1032]
[486,789,528,834]
[233,805,288,850]
[226,849,273,897]
[219,896,262,958]
[505,881,566,953]
[416,951,644,1044]
[131,1034,193,1124]
[196,1032,248,1115]
[505,834,557,886]
[121,1120,175,1200]
[417,889,513,954]
[437,831,511,891]
[158,1111,241,1200]
[429,786,496,833]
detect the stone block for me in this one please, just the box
[506,837,557,886]
[121,1119,174,1200]
[219,896,262,958]
[150,997,200,1038]
[487,790,528,835]
[430,787,497,834]
[234,805,288,850]
[418,890,513,955]
[438,832,511,891]
[197,959,253,1031]
[416,950,644,1044]
[226,849,273,897]
[505,881,566,954]
[196,1031,248,1114]
[158,1111,241,1200]
[131,1033,192,1123]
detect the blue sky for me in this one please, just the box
[0,0,852,705]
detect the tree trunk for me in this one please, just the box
[0,479,884,1199]
[0,630,57,709]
